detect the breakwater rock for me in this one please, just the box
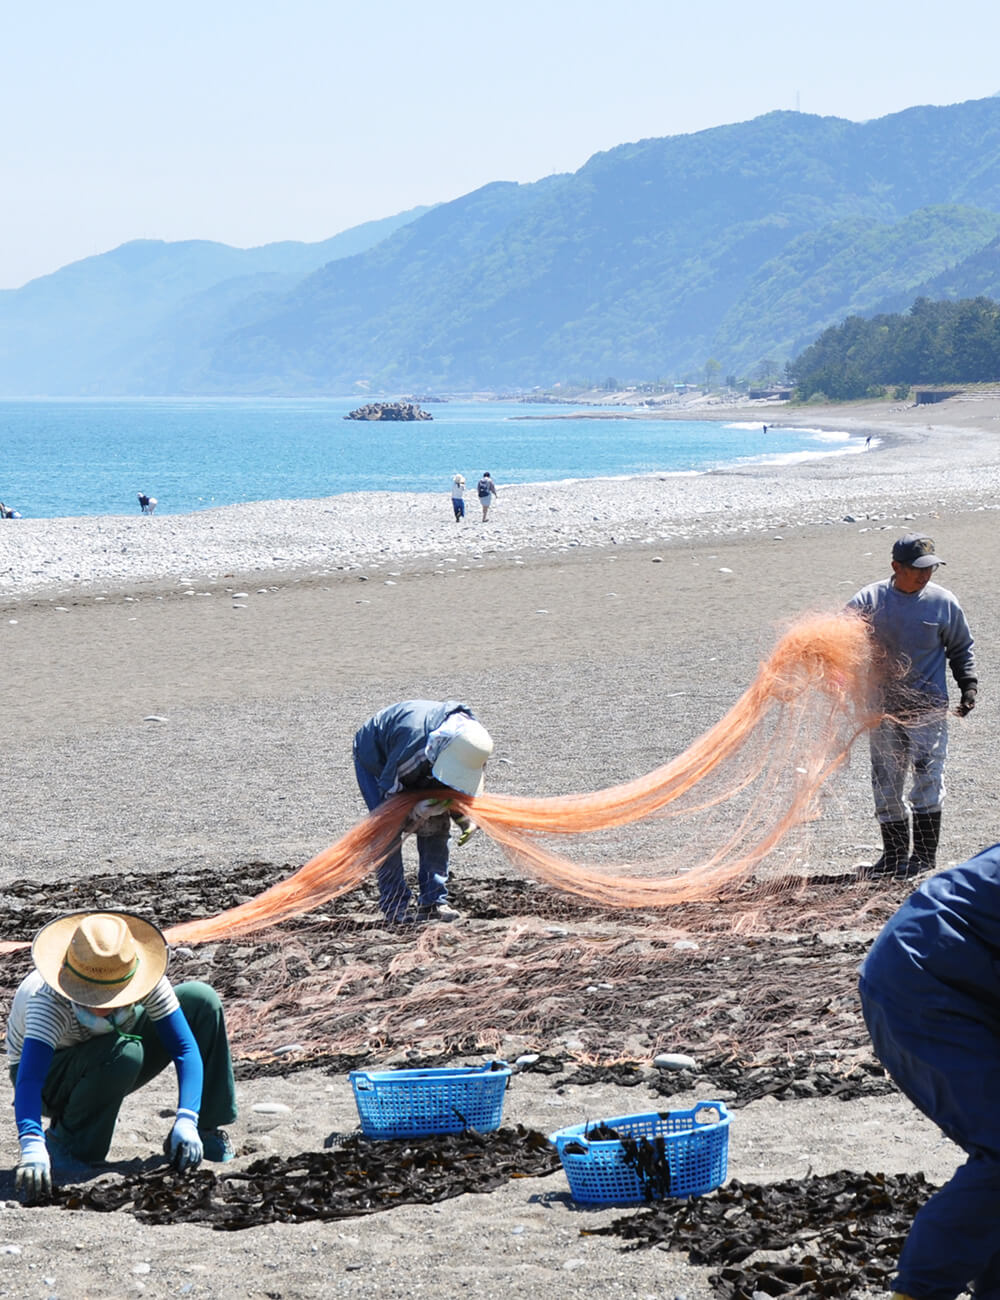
[345,401,433,421]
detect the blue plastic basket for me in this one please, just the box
[349,1062,512,1139]
[550,1101,730,1204]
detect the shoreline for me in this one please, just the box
[3,397,1000,602]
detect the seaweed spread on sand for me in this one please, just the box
[54,1127,558,1229]
[587,1169,936,1299]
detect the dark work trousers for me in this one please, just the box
[860,977,1000,1300]
[11,981,237,1164]
[354,758,450,919]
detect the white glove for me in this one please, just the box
[403,797,451,833]
[15,1133,52,1201]
[167,1110,203,1172]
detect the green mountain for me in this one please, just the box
[5,97,1000,395]
[201,97,1000,393]
[0,206,432,394]
[874,233,1000,313]
[713,206,1000,372]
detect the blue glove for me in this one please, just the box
[167,1110,203,1172]
[15,1133,52,1201]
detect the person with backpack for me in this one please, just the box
[477,472,497,521]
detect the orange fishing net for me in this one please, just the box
[158,610,875,948]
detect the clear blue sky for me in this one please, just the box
[2,0,998,289]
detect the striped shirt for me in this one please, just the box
[5,971,180,1066]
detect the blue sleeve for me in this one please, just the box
[14,1037,54,1141]
[153,1006,204,1116]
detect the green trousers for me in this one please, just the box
[10,981,238,1164]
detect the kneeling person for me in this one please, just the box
[6,911,238,1200]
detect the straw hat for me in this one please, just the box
[31,912,169,1009]
[431,720,494,796]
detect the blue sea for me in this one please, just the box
[0,398,863,519]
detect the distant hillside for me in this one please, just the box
[201,97,1000,393]
[0,206,431,395]
[873,233,1000,314]
[4,98,1000,395]
[713,206,1000,371]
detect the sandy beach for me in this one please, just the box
[3,392,1000,1298]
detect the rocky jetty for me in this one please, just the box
[345,401,432,421]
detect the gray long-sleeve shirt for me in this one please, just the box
[847,578,976,709]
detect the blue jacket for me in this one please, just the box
[353,700,476,800]
[860,842,1000,1028]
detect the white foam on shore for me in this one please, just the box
[2,434,999,600]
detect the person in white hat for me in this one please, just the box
[5,911,238,1201]
[353,700,494,925]
[450,473,466,522]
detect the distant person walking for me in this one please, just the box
[477,472,497,521]
[451,473,466,522]
[137,493,157,515]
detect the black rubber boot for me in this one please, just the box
[908,810,942,876]
[859,819,911,880]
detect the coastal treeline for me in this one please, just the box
[791,296,1000,400]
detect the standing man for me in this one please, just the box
[353,700,493,925]
[477,472,498,521]
[848,533,977,880]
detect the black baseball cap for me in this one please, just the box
[892,533,945,568]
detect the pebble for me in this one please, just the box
[271,1043,305,1056]
[252,1102,291,1115]
[515,1054,539,1067]
[2,445,991,599]
[143,715,169,723]
[654,1053,698,1071]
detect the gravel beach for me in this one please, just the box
[3,393,1000,1299]
[3,395,1000,601]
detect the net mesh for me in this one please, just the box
[1,610,896,1062]
[161,609,875,946]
